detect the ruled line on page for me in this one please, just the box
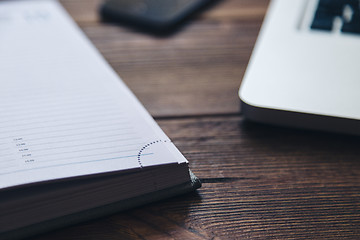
[0,153,13,158]
[0,117,129,135]
[28,144,144,158]
[0,153,154,176]
[25,128,135,143]
[0,100,124,119]
[26,134,139,150]
[0,158,17,169]
[0,106,124,125]
[5,122,132,138]
[0,109,125,127]
[0,158,15,163]
[0,116,129,134]
[35,149,140,163]
[25,134,140,150]
[0,86,107,100]
[30,137,142,152]
[0,123,131,141]
[9,130,140,155]
[0,118,129,134]
[25,144,142,160]
[0,95,113,110]
[17,141,146,166]
[0,164,17,171]
[0,90,114,105]
[0,88,115,104]
[0,98,116,115]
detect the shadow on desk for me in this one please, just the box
[240,119,360,184]
[241,119,360,151]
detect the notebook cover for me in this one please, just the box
[0,170,201,240]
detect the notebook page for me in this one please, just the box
[0,0,187,189]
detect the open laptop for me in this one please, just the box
[239,0,360,135]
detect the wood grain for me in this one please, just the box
[30,117,360,240]
[59,0,268,117]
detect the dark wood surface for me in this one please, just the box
[31,0,360,239]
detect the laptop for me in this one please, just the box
[239,0,360,135]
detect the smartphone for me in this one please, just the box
[100,0,214,34]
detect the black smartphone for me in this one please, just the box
[100,0,214,34]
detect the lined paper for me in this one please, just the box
[0,0,187,189]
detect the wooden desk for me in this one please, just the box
[31,0,360,239]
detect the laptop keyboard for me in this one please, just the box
[311,0,360,34]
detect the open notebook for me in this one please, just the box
[0,0,200,239]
